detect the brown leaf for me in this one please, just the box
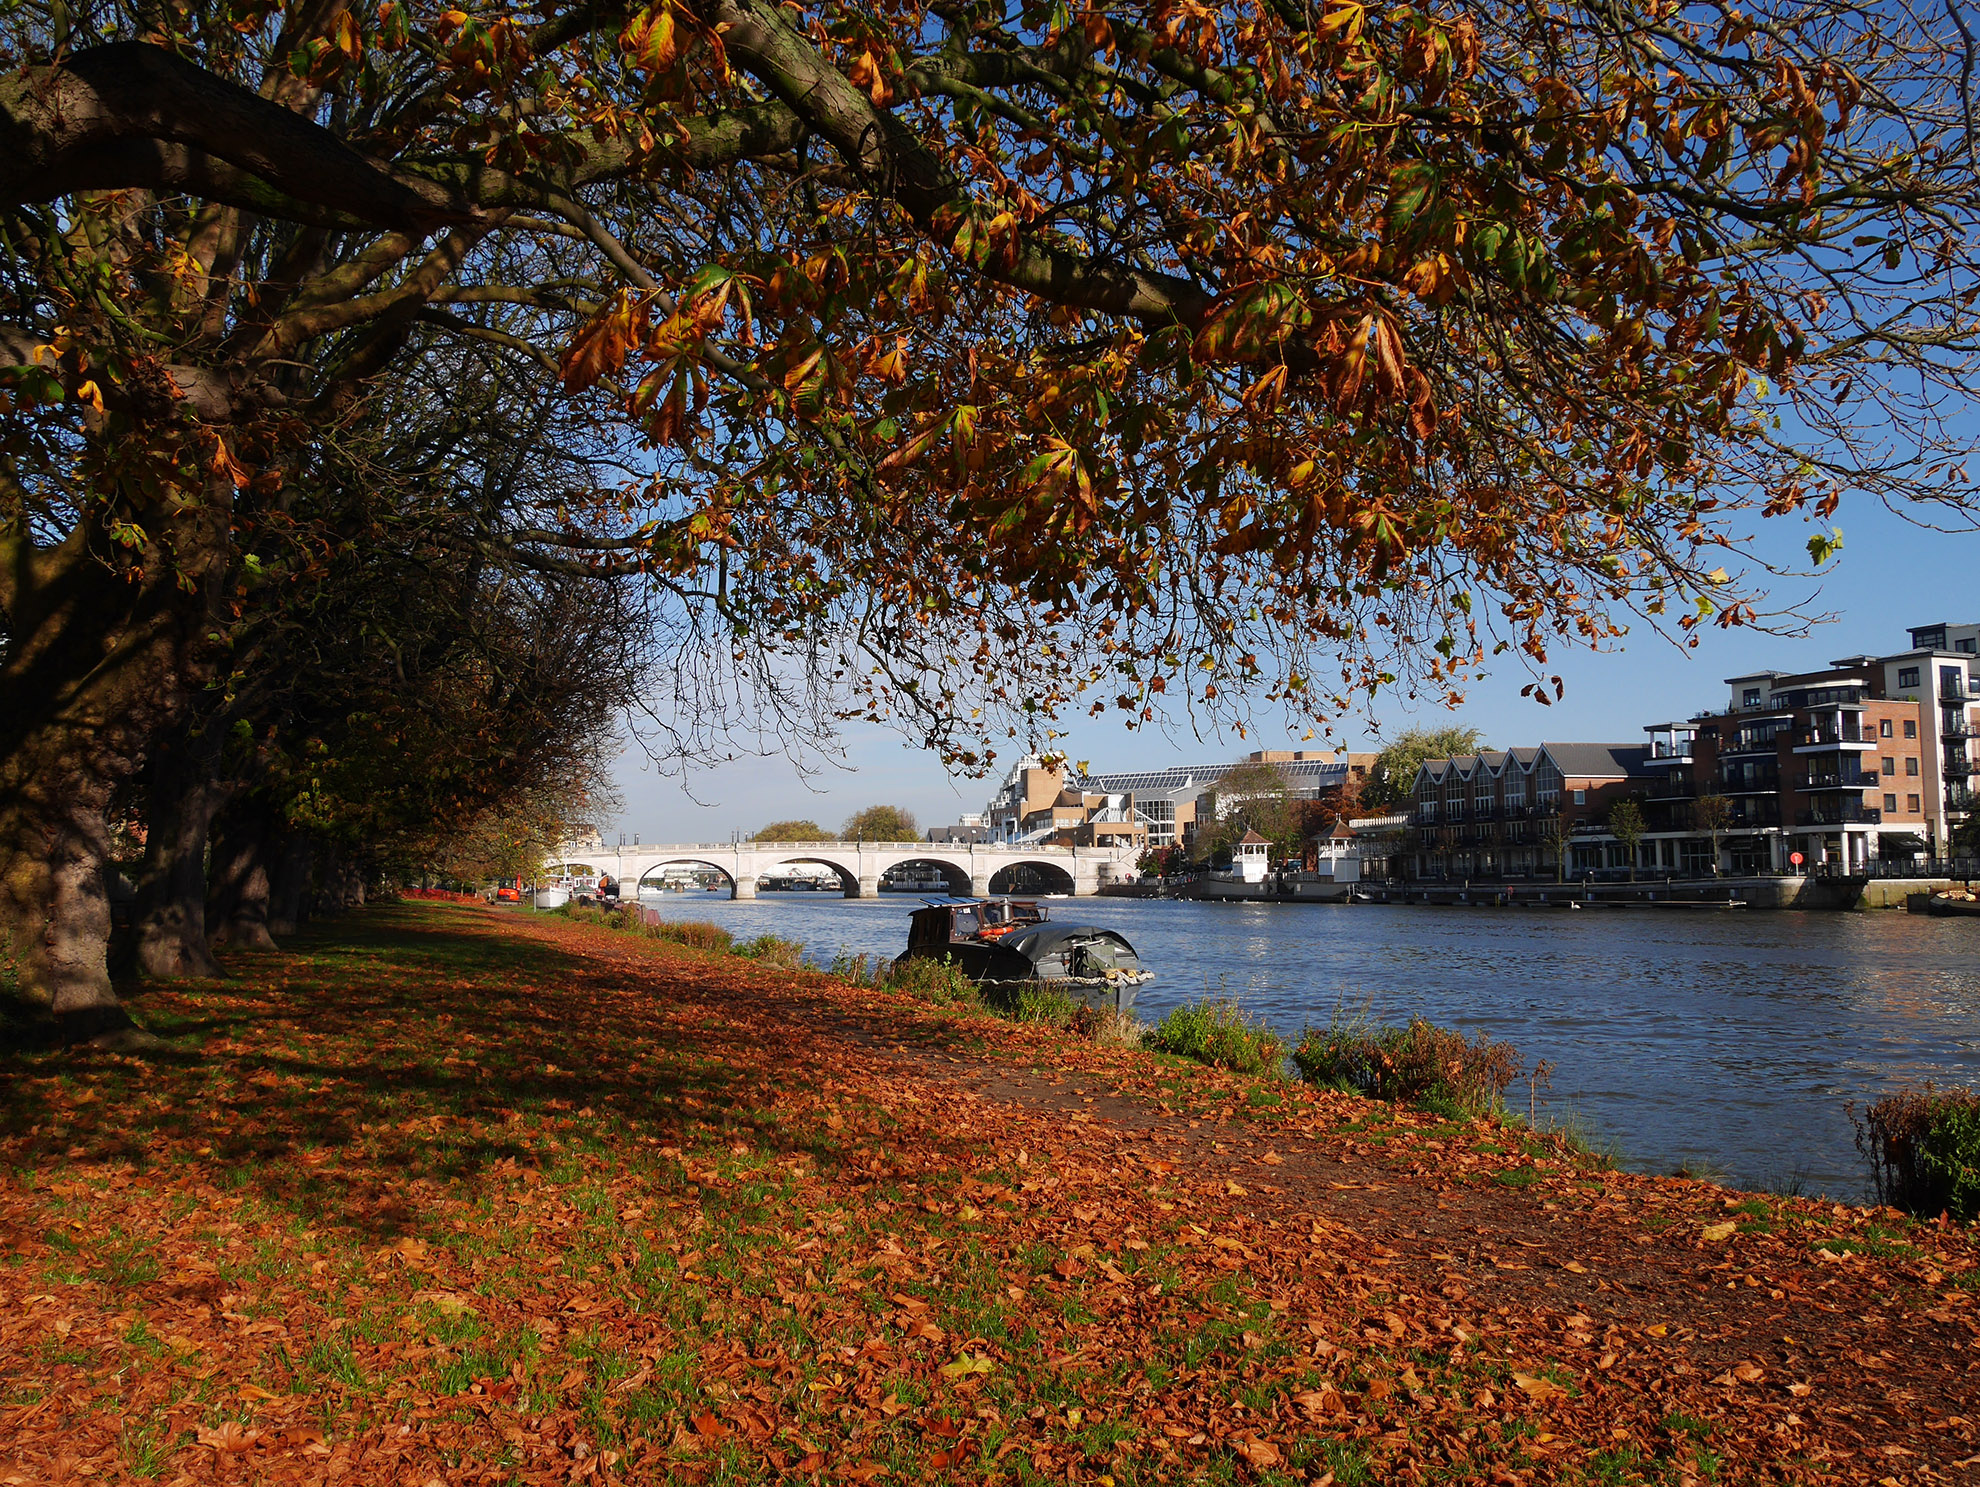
[692,1410,730,1440]
[1235,1435,1281,1468]
[196,1421,260,1453]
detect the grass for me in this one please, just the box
[1147,997,1285,1076]
[0,901,1951,1485]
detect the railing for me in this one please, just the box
[1722,809,1782,828]
[1800,770,1877,790]
[1941,682,1972,702]
[1643,779,1702,799]
[1813,856,1980,881]
[1719,777,1781,795]
[1794,805,1883,826]
[1942,722,1975,740]
[1948,787,1978,812]
[1796,728,1866,747]
[1721,735,1785,755]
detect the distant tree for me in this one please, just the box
[1363,728,1489,809]
[1693,794,1732,878]
[1193,759,1296,864]
[754,820,829,843]
[1607,800,1647,883]
[1542,814,1575,885]
[843,806,918,842]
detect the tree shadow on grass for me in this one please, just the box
[0,907,863,1242]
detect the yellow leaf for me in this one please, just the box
[1701,1221,1737,1242]
[939,1352,994,1380]
[1512,1371,1566,1403]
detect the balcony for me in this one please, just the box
[1947,787,1977,813]
[1793,729,1872,752]
[1800,770,1877,791]
[1794,804,1884,827]
[1943,722,1975,740]
[1723,807,1782,829]
[1942,681,1972,702]
[1719,776,1781,795]
[1643,777,1702,800]
[1721,735,1786,756]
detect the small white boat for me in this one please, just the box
[534,885,571,909]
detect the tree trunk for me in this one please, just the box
[268,832,314,936]
[0,770,125,1040]
[131,727,229,979]
[207,799,279,951]
[0,483,225,1042]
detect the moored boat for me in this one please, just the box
[895,898,1153,1013]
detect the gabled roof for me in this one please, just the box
[1417,742,1647,787]
[1238,829,1270,846]
[1536,742,1653,778]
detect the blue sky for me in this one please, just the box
[611,494,1980,842]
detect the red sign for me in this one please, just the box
[1790,852,1804,866]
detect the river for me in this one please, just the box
[625,890,1980,1201]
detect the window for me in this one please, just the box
[1742,687,1762,708]
[1882,757,1896,777]
[1904,720,1918,739]
[1907,794,1922,813]
[1573,788,1587,804]
[1880,719,1893,738]
[1962,638,1980,654]
[1884,793,1898,812]
[1906,757,1920,776]
[1898,666,1921,690]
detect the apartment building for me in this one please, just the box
[1402,621,1979,880]
[1406,744,1651,879]
[1689,632,1977,870]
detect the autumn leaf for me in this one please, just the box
[196,1421,260,1452]
[1512,1371,1566,1403]
[938,1352,994,1379]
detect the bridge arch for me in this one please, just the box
[630,858,738,895]
[988,859,1077,895]
[761,855,859,895]
[878,856,972,895]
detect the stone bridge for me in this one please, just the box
[540,840,1139,899]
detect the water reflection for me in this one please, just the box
[623,891,1980,1200]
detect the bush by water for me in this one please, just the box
[1292,1010,1521,1116]
[1148,998,1285,1076]
[1856,1085,1980,1221]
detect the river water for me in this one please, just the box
[625,890,1980,1201]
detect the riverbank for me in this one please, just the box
[3,904,1976,1482]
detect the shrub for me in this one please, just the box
[732,934,806,970]
[1292,1011,1520,1115]
[1149,998,1285,1077]
[1856,1085,1980,1221]
[881,955,979,1006]
[646,918,733,952]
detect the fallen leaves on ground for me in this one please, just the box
[0,903,1975,1485]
